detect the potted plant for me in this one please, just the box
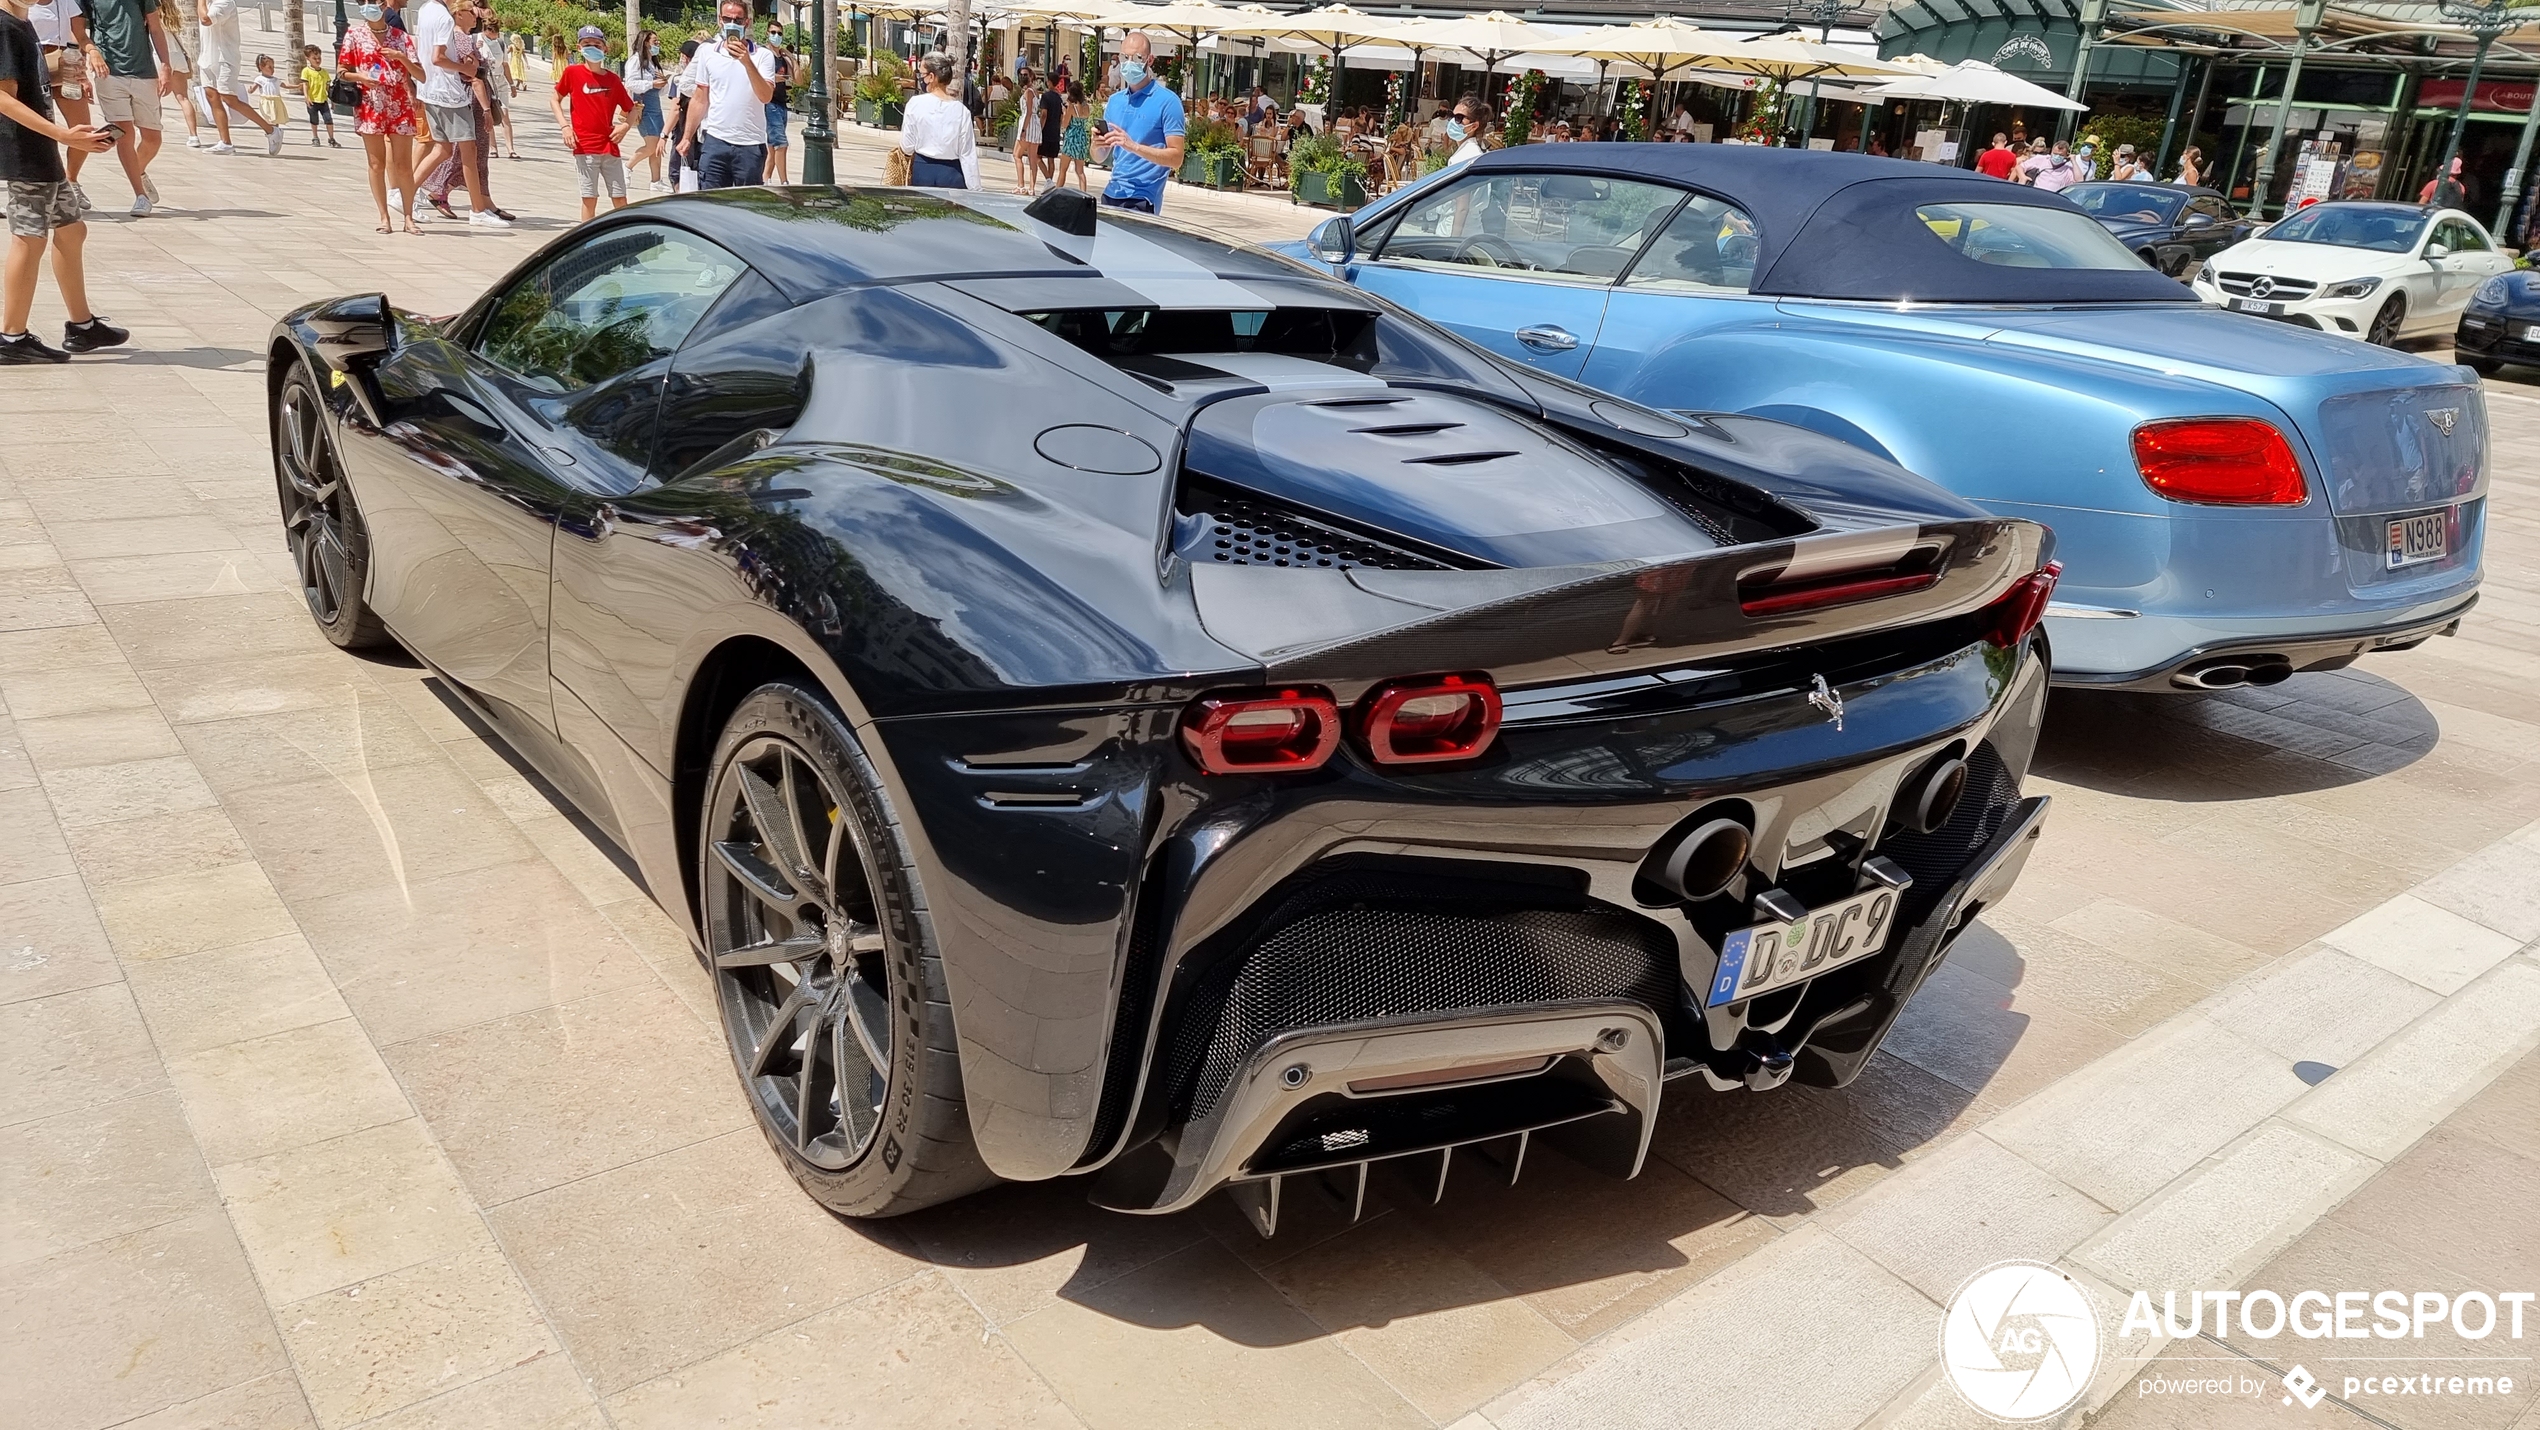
[989,97,1020,153]
[1288,134,1367,210]
[854,53,907,128]
[1176,116,1244,189]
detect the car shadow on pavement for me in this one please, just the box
[2034,674,2433,799]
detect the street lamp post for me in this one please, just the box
[2498,80,2540,242]
[2246,0,2327,217]
[2058,0,2106,144]
[1788,0,1845,147]
[2432,0,2517,204]
[803,0,837,182]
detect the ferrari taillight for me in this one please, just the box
[1983,561,2061,649]
[1357,673,1502,765]
[2131,418,2307,505]
[1179,688,1341,774]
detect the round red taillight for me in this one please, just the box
[2131,418,2307,506]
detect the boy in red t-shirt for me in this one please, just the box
[552,26,637,220]
[1973,133,2018,181]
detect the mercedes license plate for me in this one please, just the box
[1706,884,1905,1007]
[2230,297,2280,316]
[2386,511,2448,570]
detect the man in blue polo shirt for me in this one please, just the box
[1098,30,1182,214]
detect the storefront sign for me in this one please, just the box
[1991,34,2054,69]
[2417,78,2536,114]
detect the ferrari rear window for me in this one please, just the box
[1914,203,2147,271]
[1023,306,1378,364]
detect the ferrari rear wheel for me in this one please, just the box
[2368,295,2406,347]
[701,681,996,1217]
[273,366,391,649]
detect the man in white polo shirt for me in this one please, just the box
[409,0,500,224]
[677,0,772,190]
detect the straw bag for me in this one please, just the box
[884,146,912,186]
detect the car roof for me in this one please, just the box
[610,186,1317,303]
[1464,143,2191,304]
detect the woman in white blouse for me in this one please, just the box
[898,51,978,189]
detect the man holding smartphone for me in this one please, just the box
[678,0,771,191]
[1096,29,1181,215]
[1,0,128,361]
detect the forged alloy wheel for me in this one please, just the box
[707,732,896,1170]
[698,682,995,1217]
[2369,295,2406,347]
[273,370,389,648]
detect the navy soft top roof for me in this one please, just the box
[1466,144,2194,304]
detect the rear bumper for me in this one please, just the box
[1082,646,2053,1221]
[2050,593,2477,692]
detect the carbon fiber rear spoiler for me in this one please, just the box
[1190,515,2049,690]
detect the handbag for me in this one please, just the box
[883,146,912,186]
[331,77,363,110]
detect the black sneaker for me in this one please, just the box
[0,332,70,364]
[63,317,129,354]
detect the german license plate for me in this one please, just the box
[2385,511,2448,570]
[2521,324,2540,342]
[2230,297,2280,316]
[1706,884,1905,1007]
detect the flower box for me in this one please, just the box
[854,99,903,129]
[1177,151,1244,190]
[1295,168,1367,210]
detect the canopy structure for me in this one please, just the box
[1709,33,1922,84]
[1864,58,2091,109]
[1209,4,1412,107]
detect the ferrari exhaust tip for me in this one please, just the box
[1897,755,1969,835]
[1649,816,1751,902]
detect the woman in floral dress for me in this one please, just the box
[340,2,423,234]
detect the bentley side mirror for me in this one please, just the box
[1307,215,1356,266]
[307,292,395,365]
[2425,241,2451,260]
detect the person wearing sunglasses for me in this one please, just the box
[1444,96,1487,169]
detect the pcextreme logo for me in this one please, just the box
[1941,1262,2103,1422]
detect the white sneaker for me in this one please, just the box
[128,192,151,217]
[207,142,236,155]
[467,209,513,228]
[648,180,669,192]
[266,128,285,156]
[185,134,202,148]
[143,176,159,205]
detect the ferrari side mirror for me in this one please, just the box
[307,292,395,365]
[1308,215,1356,266]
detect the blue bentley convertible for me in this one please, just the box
[1274,147,2486,693]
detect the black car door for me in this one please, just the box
[416,222,746,734]
[2183,195,2245,266]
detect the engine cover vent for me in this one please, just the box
[1178,481,1461,572]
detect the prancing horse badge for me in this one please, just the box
[1808,674,1844,732]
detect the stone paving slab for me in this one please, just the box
[3,28,2538,1430]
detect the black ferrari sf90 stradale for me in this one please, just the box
[266,187,2055,1230]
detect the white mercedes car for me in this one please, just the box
[2189,201,2515,346]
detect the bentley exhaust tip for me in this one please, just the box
[2174,656,2293,691]
[2245,658,2295,686]
[1649,816,1751,903]
[1898,755,1969,835]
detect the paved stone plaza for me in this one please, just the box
[3,32,2538,1430]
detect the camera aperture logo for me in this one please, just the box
[1941,1262,2103,1422]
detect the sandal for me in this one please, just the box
[375,220,393,233]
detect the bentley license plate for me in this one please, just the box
[2386,511,2448,570]
[2230,297,2279,315]
[1706,884,1905,1007]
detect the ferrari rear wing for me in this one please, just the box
[1189,516,2049,691]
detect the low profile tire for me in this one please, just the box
[272,364,392,649]
[700,681,997,1218]
[2368,295,2406,347]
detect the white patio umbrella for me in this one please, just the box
[1097,0,1240,96]
[1701,31,1918,144]
[1209,4,1420,114]
[1533,16,1759,134]
[1383,8,1581,109]
[1862,59,2089,112]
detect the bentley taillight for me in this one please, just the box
[1179,688,1341,774]
[1983,561,2061,649]
[2132,418,2307,505]
[1357,673,1502,765]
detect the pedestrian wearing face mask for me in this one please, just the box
[553,24,631,219]
[1443,94,1487,168]
[1095,29,1181,214]
[677,0,774,191]
[340,0,420,232]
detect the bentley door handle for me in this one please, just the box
[1515,324,1579,352]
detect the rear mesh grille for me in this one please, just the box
[1183,485,1456,572]
[1162,869,1678,1122]
[1875,740,2020,932]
